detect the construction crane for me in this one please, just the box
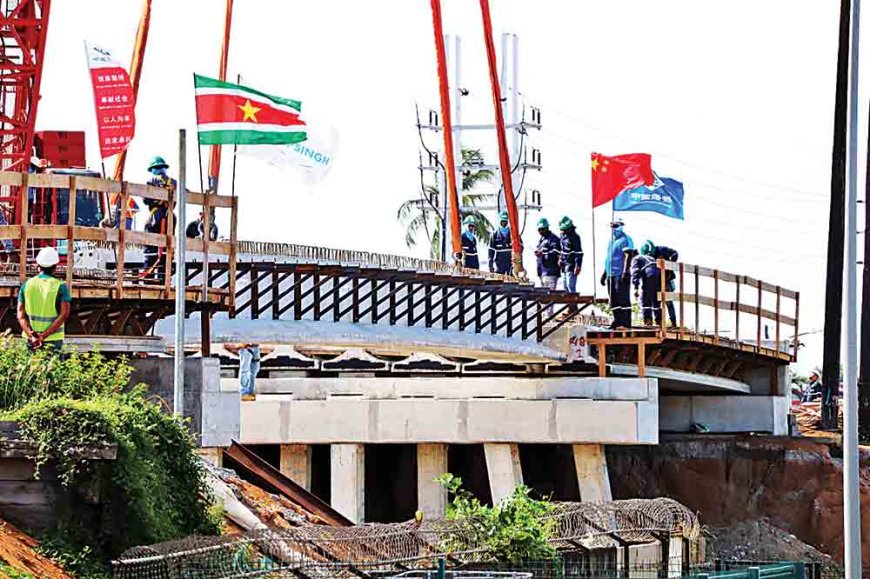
[0,0,51,223]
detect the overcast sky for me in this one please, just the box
[37,1,864,372]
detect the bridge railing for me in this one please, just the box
[0,172,237,306]
[658,260,799,361]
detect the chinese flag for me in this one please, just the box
[591,152,654,208]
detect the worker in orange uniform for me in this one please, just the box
[17,247,71,353]
[143,156,176,282]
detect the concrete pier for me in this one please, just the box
[484,443,523,504]
[573,444,612,502]
[417,443,448,519]
[280,444,312,490]
[330,444,365,523]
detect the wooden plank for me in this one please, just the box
[164,187,174,298]
[793,292,800,362]
[598,343,607,377]
[662,292,796,326]
[116,183,128,298]
[775,286,782,349]
[694,266,699,338]
[185,191,234,208]
[18,173,28,283]
[229,196,238,309]
[637,341,646,377]
[0,173,23,187]
[678,262,685,338]
[756,279,762,349]
[26,225,70,239]
[735,278,741,343]
[77,175,121,194]
[125,182,169,200]
[0,225,22,239]
[124,230,167,248]
[713,269,719,344]
[26,173,69,189]
[71,226,109,242]
[658,259,667,333]
[66,178,77,287]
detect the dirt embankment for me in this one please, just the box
[607,435,870,564]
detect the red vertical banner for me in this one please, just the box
[85,42,136,159]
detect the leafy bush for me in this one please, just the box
[0,337,219,576]
[436,473,558,563]
[0,336,131,413]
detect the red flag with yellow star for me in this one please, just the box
[590,152,654,208]
[194,74,307,145]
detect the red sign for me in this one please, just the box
[85,43,135,159]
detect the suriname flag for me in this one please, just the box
[194,74,307,145]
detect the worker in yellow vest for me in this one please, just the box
[16,247,71,352]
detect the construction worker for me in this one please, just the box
[631,243,662,326]
[488,210,512,275]
[143,156,176,281]
[16,247,70,352]
[644,240,679,327]
[558,216,583,294]
[600,219,634,329]
[238,341,261,402]
[186,211,218,241]
[803,368,823,402]
[460,215,479,269]
[535,217,561,291]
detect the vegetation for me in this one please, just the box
[435,473,558,563]
[0,337,219,578]
[398,148,495,260]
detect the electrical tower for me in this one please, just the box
[415,33,542,261]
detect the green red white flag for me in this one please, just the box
[194,74,307,145]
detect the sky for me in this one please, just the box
[36,0,861,372]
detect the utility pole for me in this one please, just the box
[173,129,188,417]
[859,100,870,441]
[842,0,862,573]
[822,0,851,431]
[416,33,543,265]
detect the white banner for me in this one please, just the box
[237,120,338,186]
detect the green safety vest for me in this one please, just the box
[23,275,64,342]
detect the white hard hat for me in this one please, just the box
[35,246,59,268]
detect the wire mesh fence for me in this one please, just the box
[112,499,704,579]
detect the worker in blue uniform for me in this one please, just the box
[143,156,176,282]
[558,216,583,294]
[535,217,561,291]
[488,210,512,275]
[460,215,479,269]
[631,243,662,326]
[600,219,634,329]
[644,240,679,327]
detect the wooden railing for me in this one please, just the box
[0,172,237,304]
[658,260,799,361]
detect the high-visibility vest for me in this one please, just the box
[23,276,64,341]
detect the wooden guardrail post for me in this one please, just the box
[793,292,800,362]
[756,278,763,350]
[229,196,238,308]
[201,191,210,302]
[116,182,129,298]
[678,262,685,338]
[659,259,667,333]
[65,177,76,287]
[164,185,175,298]
[775,286,782,352]
[694,266,699,337]
[713,269,720,344]
[735,276,741,344]
[18,173,28,282]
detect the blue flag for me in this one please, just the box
[613,173,685,220]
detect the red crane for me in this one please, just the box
[0,0,50,174]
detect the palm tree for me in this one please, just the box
[398,148,495,261]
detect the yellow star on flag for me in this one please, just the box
[238,99,261,122]
[591,157,600,171]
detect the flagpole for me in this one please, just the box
[591,210,598,301]
[173,128,188,416]
[230,73,241,200]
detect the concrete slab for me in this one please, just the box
[610,364,751,394]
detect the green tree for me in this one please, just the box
[398,148,495,261]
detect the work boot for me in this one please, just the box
[241,394,256,402]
